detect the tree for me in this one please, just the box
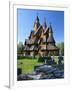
[17,42,24,56]
[61,42,64,55]
[57,42,64,56]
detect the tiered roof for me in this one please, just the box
[24,15,59,54]
[41,44,59,51]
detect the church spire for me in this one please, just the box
[43,17,47,30]
[48,23,55,44]
[49,23,53,33]
[36,13,39,22]
[34,14,40,32]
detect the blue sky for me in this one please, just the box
[17,8,64,44]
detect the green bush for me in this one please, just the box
[38,56,43,62]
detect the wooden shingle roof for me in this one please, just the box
[41,44,59,51]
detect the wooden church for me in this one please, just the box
[24,15,59,57]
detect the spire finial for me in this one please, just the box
[49,22,53,33]
[43,17,47,29]
[36,12,39,22]
[33,13,40,31]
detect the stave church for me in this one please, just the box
[24,15,59,57]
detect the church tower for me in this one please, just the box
[48,23,55,45]
[24,16,59,57]
[33,15,40,32]
[43,18,47,31]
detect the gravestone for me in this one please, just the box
[44,59,47,64]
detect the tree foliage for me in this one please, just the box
[57,42,64,56]
[17,42,24,56]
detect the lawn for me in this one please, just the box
[54,56,64,64]
[17,58,43,74]
[17,56,64,74]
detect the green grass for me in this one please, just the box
[54,56,64,64]
[17,58,42,74]
[17,56,64,74]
